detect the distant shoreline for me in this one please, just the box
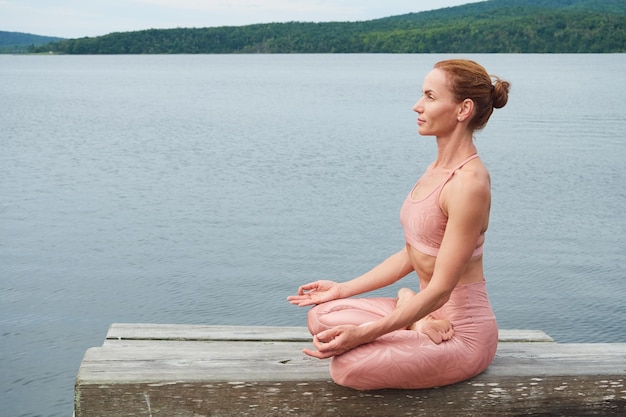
[7,0,625,54]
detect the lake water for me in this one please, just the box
[1,53,624,417]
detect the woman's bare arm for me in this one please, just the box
[340,247,415,298]
[288,247,414,307]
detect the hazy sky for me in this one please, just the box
[1,0,486,38]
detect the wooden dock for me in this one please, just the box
[75,324,626,416]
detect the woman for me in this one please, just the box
[287,59,510,390]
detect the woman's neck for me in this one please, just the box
[433,133,477,169]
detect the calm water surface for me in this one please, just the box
[1,54,624,417]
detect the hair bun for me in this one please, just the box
[492,77,510,109]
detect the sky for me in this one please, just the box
[1,0,485,39]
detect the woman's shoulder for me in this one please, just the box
[442,160,491,213]
[453,157,490,190]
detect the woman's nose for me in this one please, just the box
[413,100,423,113]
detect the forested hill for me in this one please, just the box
[30,0,625,54]
[0,31,63,53]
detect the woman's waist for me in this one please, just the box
[431,281,496,324]
[415,257,485,288]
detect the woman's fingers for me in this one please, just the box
[302,327,356,359]
[302,348,343,359]
[315,329,337,343]
[313,330,342,350]
[297,281,319,295]
[303,335,347,359]
[286,293,315,306]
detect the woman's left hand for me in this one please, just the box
[303,325,366,359]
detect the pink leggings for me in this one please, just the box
[307,281,498,390]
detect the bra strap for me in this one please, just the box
[445,153,479,181]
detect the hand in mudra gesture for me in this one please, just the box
[303,324,367,359]
[287,280,342,307]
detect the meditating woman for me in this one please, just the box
[288,59,510,390]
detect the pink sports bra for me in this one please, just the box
[400,154,484,257]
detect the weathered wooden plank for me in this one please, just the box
[106,324,314,342]
[78,340,626,384]
[76,377,625,417]
[497,328,554,342]
[79,341,326,383]
[105,323,554,343]
[75,376,626,417]
[75,325,626,417]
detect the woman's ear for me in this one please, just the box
[457,99,474,122]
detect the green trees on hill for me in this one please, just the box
[358,11,625,53]
[28,0,626,54]
[0,31,63,53]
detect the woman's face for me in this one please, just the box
[413,68,461,137]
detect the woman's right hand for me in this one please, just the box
[287,280,343,307]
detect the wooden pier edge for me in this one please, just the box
[75,324,626,417]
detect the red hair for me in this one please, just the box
[434,59,510,131]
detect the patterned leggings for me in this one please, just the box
[306,281,498,390]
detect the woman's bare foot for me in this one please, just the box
[395,288,454,344]
[414,316,454,344]
[396,287,413,303]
